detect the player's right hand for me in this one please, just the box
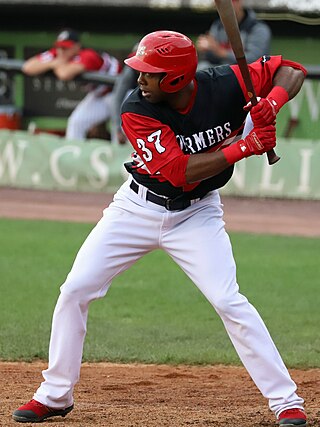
[244,98,278,127]
[240,125,276,157]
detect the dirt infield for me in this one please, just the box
[1,362,319,427]
[1,187,320,236]
[1,187,320,426]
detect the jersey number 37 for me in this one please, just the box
[137,130,166,162]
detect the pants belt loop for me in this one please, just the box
[138,182,147,200]
[131,178,147,201]
[190,198,201,206]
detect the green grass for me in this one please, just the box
[0,218,319,368]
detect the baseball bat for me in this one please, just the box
[214,0,280,165]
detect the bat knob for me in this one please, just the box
[267,149,281,165]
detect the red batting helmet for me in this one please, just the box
[124,30,198,93]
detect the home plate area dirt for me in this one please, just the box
[1,188,320,426]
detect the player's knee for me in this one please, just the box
[59,275,110,303]
[212,295,233,314]
[59,283,85,302]
[213,292,249,318]
[59,275,92,300]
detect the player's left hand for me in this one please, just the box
[241,124,276,157]
[244,97,279,127]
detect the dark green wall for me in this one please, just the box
[0,27,319,131]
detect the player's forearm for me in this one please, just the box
[186,124,277,183]
[185,151,230,183]
[247,65,306,128]
[272,66,305,100]
[54,63,85,81]
[22,59,54,75]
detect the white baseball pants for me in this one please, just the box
[34,178,304,417]
[66,88,113,141]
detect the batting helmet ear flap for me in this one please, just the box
[159,68,197,93]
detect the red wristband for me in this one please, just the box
[222,142,246,165]
[267,86,289,111]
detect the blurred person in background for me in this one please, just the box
[22,28,122,141]
[196,0,271,70]
[110,44,139,145]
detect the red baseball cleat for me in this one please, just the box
[12,399,73,423]
[278,408,307,426]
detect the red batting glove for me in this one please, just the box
[244,86,289,127]
[222,125,276,164]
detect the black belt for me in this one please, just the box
[130,180,200,211]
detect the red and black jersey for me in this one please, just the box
[121,55,303,199]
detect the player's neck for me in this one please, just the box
[166,81,196,112]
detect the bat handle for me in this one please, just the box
[267,149,281,165]
[249,97,280,166]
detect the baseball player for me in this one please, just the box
[22,28,122,141]
[13,31,307,426]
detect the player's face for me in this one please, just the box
[56,44,80,60]
[137,72,166,103]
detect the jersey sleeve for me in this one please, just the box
[37,49,56,62]
[75,49,104,71]
[230,55,305,101]
[121,112,190,187]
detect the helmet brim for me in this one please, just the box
[124,56,165,73]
